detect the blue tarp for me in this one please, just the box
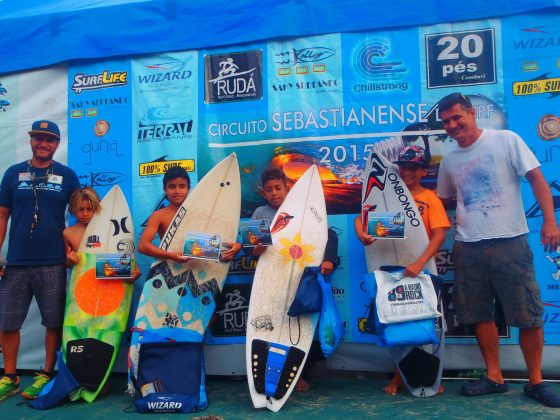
[1,0,559,74]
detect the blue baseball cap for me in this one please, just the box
[29,120,60,140]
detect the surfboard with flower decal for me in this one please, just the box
[246,165,328,412]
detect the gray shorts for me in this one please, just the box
[0,265,67,331]
[452,235,544,328]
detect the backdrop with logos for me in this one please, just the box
[1,4,559,374]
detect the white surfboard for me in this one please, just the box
[246,165,328,412]
[361,148,445,398]
[129,153,241,390]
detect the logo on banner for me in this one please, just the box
[543,302,560,327]
[78,172,127,187]
[435,249,454,275]
[274,46,335,76]
[512,74,560,98]
[204,50,262,103]
[271,48,340,92]
[137,58,193,91]
[352,39,409,93]
[139,157,195,177]
[69,96,128,118]
[545,254,560,281]
[513,26,560,50]
[210,284,251,337]
[425,28,496,88]
[522,62,539,72]
[94,120,110,137]
[228,255,258,273]
[71,70,128,94]
[137,105,193,143]
[538,114,560,141]
[0,82,10,112]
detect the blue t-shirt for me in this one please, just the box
[0,160,80,265]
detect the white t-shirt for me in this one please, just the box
[437,129,540,242]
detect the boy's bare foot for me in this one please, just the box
[296,377,310,392]
[383,374,405,396]
[383,380,445,396]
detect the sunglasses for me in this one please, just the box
[440,92,473,109]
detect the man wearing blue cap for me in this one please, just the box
[0,120,80,401]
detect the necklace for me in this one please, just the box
[28,160,54,238]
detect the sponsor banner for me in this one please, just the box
[268,34,343,114]
[130,52,199,281]
[204,49,263,104]
[68,59,132,201]
[425,28,497,88]
[9,11,560,362]
[502,12,560,344]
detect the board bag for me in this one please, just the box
[128,328,208,414]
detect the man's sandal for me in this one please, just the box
[461,375,508,396]
[524,382,560,407]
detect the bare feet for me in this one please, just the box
[383,372,405,396]
[383,379,445,396]
[296,377,310,392]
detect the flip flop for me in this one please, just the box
[461,375,508,396]
[524,382,560,407]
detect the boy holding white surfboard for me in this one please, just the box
[139,166,241,263]
[355,145,450,395]
[251,167,338,392]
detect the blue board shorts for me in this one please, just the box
[0,265,67,331]
[452,235,544,329]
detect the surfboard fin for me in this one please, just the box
[398,347,440,388]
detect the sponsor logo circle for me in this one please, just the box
[94,119,110,137]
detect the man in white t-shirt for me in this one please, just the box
[436,93,560,407]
